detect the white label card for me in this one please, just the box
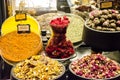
[17,24,30,33]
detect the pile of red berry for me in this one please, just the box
[50,16,70,28]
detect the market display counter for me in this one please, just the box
[1,46,120,80]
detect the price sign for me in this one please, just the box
[100,1,113,9]
[15,13,26,21]
[17,24,30,34]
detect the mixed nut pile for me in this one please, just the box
[70,54,120,79]
[87,9,120,31]
[12,55,64,80]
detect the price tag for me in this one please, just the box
[15,13,26,21]
[17,24,30,34]
[100,1,113,9]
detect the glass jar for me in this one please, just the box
[45,16,75,59]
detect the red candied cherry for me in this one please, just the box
[63,16,69,20]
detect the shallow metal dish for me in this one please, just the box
[11,61,65,80]
[51,52,77,63]
[69,57,120,80]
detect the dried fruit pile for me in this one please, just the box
[12,55,64,80]
[45,16,75,59]
[70,54,120,79]
[87,9,120,31]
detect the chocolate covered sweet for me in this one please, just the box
[87,9,120,31]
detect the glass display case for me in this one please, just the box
[1,0,120,80]
[8,0,57,16]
